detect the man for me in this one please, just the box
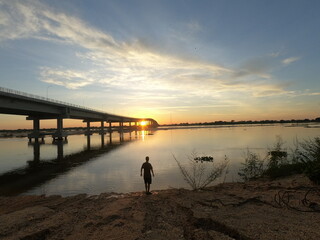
[140,156,154,194]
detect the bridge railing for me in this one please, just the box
[0,86,101,113]
[0,86,151,122]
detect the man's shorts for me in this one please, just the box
[144,176,152,184]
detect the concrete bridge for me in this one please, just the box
[0,87,158,141]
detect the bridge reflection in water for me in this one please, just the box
[0,130,153,196]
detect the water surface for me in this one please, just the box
[0,124,319,196]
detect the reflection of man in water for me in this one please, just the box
[140,156,154,194]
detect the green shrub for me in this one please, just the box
[263,137,320,183]
[267,136,288,169]
[238,149,264,181]
[238,136,307,180]
[263,162,304,179]
[297,137,320,184]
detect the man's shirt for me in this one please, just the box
[141,162,153,178]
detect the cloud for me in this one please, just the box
[40,67,95,89]
[308,92,320,96]
[232,54,284,80]
[291,90,320,97]
[0,0,40,40]
[0,0,292,100]
[282,57,300,65]
[268,51,281,57]
[143,103,242,110]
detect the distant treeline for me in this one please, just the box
[1,118,320,132]
[162,117,320,127]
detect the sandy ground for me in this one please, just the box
[0,174,319,240]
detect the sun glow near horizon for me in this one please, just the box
[139,121,148,127]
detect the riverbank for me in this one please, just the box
[0,174,319,240]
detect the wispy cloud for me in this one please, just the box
[143,104,242,110]
[0,0,297,100]
[40,67,95,89]
[289,90,320,97]
[282,57,300,65]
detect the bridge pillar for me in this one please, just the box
[53,118,67,141]
[100,120,105,147]
[108,121,112,144]
[28,118,44,142]
[108,122,112,133]
[33,119,40,141]
[135,122,138,137]
[100,121,105,135]
[119,121,124,135]
[34,118,40,132]
[85,121,91,136]
[57,118,63,136]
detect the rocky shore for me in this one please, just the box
[0,174,319,240]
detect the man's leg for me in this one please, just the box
[145,183,148,193]
[147,183,150,193]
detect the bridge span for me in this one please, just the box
[0,87,158,141]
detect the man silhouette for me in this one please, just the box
[140,156,154,194]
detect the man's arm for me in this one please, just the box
[140,165,143,176]
[151,166,154,177]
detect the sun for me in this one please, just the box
[140,121,147,126]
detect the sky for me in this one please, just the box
[0,0,319,129]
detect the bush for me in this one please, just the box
[297,137,320,163]
[296,137,320,184]
[263,136,295,178]
[267,136,288,169]
[238,149,264,181]
[238,137,320,184]
[263,162,304,179]
[173,151,228,190]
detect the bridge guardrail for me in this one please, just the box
[0,86,103,113]
[0,86,151,122]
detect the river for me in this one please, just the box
[0,123,319,196]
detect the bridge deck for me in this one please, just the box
[0,87,158,140]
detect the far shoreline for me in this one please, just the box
[1,121,319,139]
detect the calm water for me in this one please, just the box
[0,124,319,196]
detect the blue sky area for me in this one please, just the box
[0,0,319,128]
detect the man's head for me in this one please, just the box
[146,156,149,162]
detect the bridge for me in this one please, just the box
[0,87,158,141]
